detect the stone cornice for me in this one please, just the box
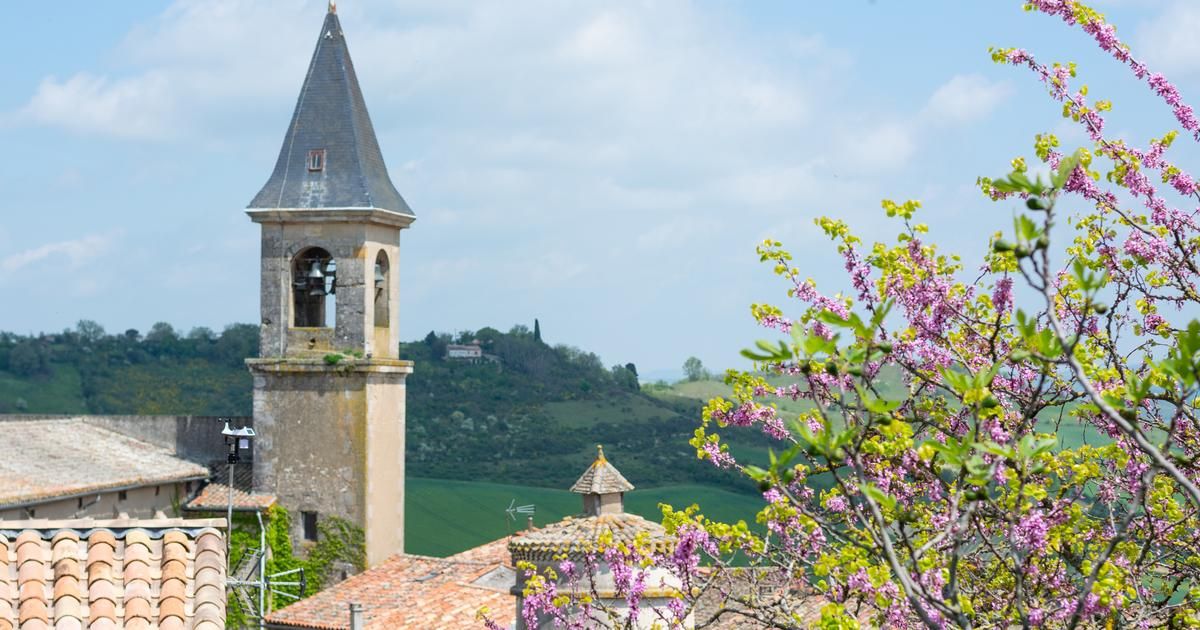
[245,208,415,229]
[246,357,414,374]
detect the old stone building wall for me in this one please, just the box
[249,359,409,566]
[253,212,404,361]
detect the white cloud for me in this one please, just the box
[1,233,119,274]
[923,74,1012,125]
[635,217,723,252]
[713,162,825,207]
[20,73,174,139]
[8,0,820,146]
[562,11,640,64]
[839,122,917,171]
[1136,2,1200,76]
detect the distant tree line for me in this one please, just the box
[410,322,641,394]
[0,320,258,414]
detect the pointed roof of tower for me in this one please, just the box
[248,5,413,216]
[570,445,634,495]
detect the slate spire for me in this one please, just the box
[248,5,413,216]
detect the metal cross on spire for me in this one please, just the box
[328,0,337,14]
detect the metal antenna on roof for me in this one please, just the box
[505,498,535,533]
[215,418,305,627]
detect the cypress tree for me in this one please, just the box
[534,318,542,343]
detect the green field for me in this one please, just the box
[405,477,765,557]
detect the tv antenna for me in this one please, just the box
[505,499,535,532]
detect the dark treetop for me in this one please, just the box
[247,7,413,216]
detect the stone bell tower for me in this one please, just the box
[245,3,414,568]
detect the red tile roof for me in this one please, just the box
[508,512,671,563]
[265,538,515,630]
[185,483,277,512]
[0,517,227,630]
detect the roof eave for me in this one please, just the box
[246,207,416,229]
[0,473,210,512]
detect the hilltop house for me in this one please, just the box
[446,342,484,361]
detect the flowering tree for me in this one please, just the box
[507,1,1200,627]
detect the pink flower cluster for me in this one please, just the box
[1027,0,1200,136]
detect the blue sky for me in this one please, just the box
[3,0,1200,377]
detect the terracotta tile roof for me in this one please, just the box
[570,446,634,495]
[0,420,208,508]
[508,513,671,563]
[265,538,515,630]
[0,517,227,630]
[185,483,277,512]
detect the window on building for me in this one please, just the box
[155,486,161,496]
[308,149,326,171]
[302,511,319,541]
[118,490,128,502]
[292,248,336,328]
[373,250,390,328]
[77,497,83,509]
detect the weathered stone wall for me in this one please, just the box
[247,208,412,571]
[248,358,409,567]
[363,369,406,566]
[0,414,250,465]
[252,216,404,360]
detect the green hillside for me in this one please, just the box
[0,321,771,494]
[0,323,256,415]
[392,328,774,492]
[405,477,765,557]
[0,365,88,413]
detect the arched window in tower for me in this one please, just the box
[292,247,337,327]
[374,250,390,328]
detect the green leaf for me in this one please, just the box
[744,465,768,482]
[817,310,852,328]
[1052,149,1083,190]
[741,348,776,361]
[860,483,897,511]
[978,441,1013,459]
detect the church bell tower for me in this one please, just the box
[245,3,414,568]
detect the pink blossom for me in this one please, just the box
[993,277,1014,316]
[1013,510,1050,554]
